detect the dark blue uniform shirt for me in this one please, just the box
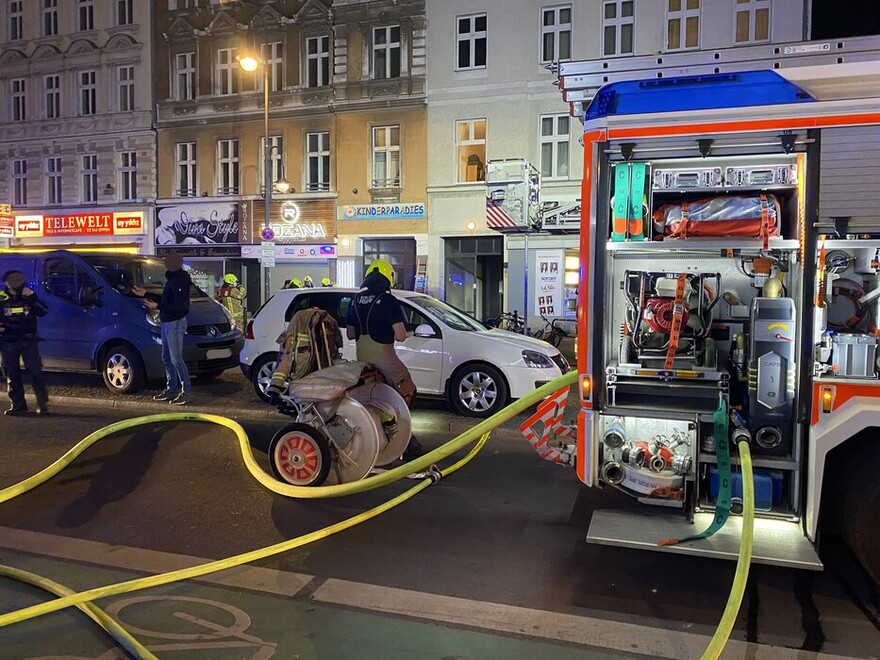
[346,290,404,345]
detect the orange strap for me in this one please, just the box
[663,274,688,372]
[759,194,771,250]
[679,202,689,239]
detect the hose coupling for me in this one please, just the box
[601,461,626,485]
[427,465,442,484]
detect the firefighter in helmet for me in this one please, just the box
[283,278,302,290]
[321,277,333,287]
[303,275,315,288]
[216,273,247,330]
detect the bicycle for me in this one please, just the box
[485,310,525,333]
[533,315,569,348]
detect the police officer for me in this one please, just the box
[345,259,422,459]
[0,270,49,416]
[216,273,247,330]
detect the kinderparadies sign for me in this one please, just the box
[156,203,240,246]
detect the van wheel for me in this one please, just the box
[251,354,278,403]
[450,363,508,418]
[269,423,332,486]
[101,344,145,394]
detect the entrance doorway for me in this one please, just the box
[444,236,503,322]
[363,238,417,290]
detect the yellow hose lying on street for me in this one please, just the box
[700,439,755,660]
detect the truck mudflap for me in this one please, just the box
[586,509,822,570]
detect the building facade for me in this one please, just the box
[425,0,807,329]
[0,0,154,254]
[154,0,426,310]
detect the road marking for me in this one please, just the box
[0,526,312,597]
[311,579,852,660]
[0,527,852,658]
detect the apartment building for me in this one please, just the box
[0,0,154,253]
[155,0,426,307]
[426,0,807,327]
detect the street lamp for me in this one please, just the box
[238,52,290,303]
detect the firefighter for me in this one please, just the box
[0,270,49,416]
[321,277,333,287]
[216,273,247,330]
[303,275,315,288]
[345,259,422,459]
[283,278,302,289]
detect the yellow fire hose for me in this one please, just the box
[0,370,754,660]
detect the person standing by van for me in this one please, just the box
[132,254,192,405]
[0,270,49,416]
[345,259,422,459]
[216,273,246,331]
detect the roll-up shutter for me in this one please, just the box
[819,126,880,230]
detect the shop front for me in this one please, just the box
[1,208,149,254]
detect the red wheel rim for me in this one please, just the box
[276,433,321,483]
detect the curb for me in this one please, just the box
[36,394,526,441]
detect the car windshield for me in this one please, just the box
[83,256,207,298]
[407,295,486,332]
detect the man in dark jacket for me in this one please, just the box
[0,270,49,416]
[132,253,192,405]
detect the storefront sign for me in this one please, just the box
[248,199,335,244]
[534,249,564,317]
[0,213,13,238]
[157,245,242,258]
[14,212,145,238]
[241,244,336,261]
[342,203,425,220]
[156,203,239,246]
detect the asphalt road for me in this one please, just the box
[0,380,879,658]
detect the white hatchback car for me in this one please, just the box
[239,288,570,417]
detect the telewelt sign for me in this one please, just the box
[14,212,145,238]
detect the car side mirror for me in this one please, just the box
[78,284,103,308]
[413,323,436,338]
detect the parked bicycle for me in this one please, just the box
[485,310,525,333]
[531,315,569,348]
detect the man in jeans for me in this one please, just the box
[133,253,192,405]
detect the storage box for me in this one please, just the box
[709,468,783,512]
[832,333,878,379]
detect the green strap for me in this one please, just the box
[628,162,646,241]
[611,164,631,241]
[658,397,731,546]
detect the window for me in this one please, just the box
[260,135,283,193]
[42,0,57,37]
[306,36,330,88]
[735,0,770,44]
[43,258,96,304]
[78,70,96,116]
[216,48,239,95]
[44,75,60,119]
[115,0,133,26]
[306,131,330,192]
[47,157,62,205]
[81,154,98,203]
[371,126,400,188]
[667,0,700,50]
[11,78,25,122]
[456,14,487,70]
[78,0,94,31]
[9,0,23,41]
[217,139,239,195]
[455,119,486,183]
[603,0,634,56]
[174,52,196,101]
[539,114,570,179]
[120,151,137,201]
[262,41,283,92]
[117,65,135,112]
[542,5,571,62]
[12,159,26,206]
[373,26,400,80]
[176,142,197,197]
[170,0,197,8]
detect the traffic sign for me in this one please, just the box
[260,241,276,267]
[260,226,275,241]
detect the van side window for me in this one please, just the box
[43,257,96,304]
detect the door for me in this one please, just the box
[397,301,443,394]
[39,256,106,370]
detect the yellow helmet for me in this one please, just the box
[321,277,332,287]
[224,273,238,285]
[291,278,302,288]
[366,259,394,284]
[304,275,312,283]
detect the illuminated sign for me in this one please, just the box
[342,203,426,220]
[0,213,13,238]
[156,203,239,246]
[270,201,327,240]
[240,244,336,260]
[13,212,145,238]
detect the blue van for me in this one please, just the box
[0,250,243,394]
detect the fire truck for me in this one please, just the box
[547,40,880,581]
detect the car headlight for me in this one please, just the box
[146,309,161,328]
[522,350,554,369]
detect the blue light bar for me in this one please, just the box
[584,70,815,121]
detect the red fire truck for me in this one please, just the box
[553,42,880,581]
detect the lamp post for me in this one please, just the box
[238,53,291,303]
